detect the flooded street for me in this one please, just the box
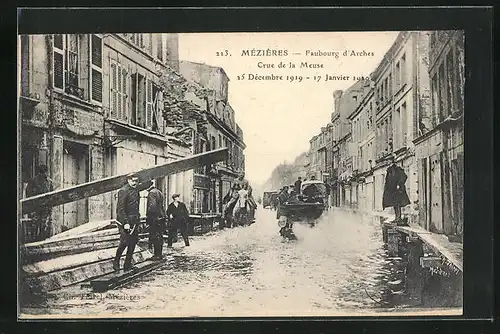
[23,208,407,317]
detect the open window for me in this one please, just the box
[110,60,128,121]
[131,73,155,129]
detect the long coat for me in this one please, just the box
[382,164,411,209]
[117,183,141,226]
[146,187,166,221]
[166,201,190,227]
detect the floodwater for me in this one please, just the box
[21,208,418,318]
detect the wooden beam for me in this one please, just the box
[21,148,228,214]
[90,258,168,293]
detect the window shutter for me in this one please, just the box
[53,34,65,90]
[122,67,128,122]
[146,78,153,129]
[131,73,138,125]
[117,64,123,120]
[110,62,117,119]
[90,34,103,103]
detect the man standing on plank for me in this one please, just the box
[113,173,141,271]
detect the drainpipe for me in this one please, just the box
[46,35,56,177]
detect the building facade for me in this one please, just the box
[370,31,432,223]
[332,80,371,208]
[179,61,246,215]
[347,88,376,213]
[302,30,463,240]
[19,33,202,239]
[413,30,464,239]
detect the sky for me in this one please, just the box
[178,32,399,186]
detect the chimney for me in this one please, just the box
[165,34,179,71]
[333,90,343,114]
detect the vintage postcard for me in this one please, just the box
[18,29,464,318]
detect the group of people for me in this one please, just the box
[23,153,410,273]
[113,173,191,272]
[221,174,257,227]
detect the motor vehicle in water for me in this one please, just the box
[279,180,328,226]
[262,191,279,210]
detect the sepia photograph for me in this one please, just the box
[18,27,465,318]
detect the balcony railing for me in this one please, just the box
[65,83,85,100]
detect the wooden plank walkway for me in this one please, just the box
[394,224,463,272]
[89,259,168,293]
[23,249,152,292]
[45,220,117,241]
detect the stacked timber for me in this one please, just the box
[20,220,153,294]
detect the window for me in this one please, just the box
[388,73,392,96]
[211,135,216,150]
[446,49,455,116]
[156,34,163,61]
[52,34,100,101]
[438,63,446,122]
[395,61,401,89]
[395,107,401,149]
[65,34,79,89]
[130,34,144,49]
[146,78,154,128]
[228,141,233,167]
[384,77,389,101]
[401,102,407,146]
[218,134,222,148]
[431,74,439,126]
[53,34,65,90]
[110,61,128,121]
[193,189,206,214]
[401,53,407,86]
[131,73,154,129]
[455,47,464,112]
[388,116,393,151]
[90,34,103,103]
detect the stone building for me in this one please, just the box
[307,135,319,180]
[413,30,464,239]
[347,86,376,213]
[179,61,246,215]
[19,33,197,239]
[370,31,432,223]
[332,79,371,208]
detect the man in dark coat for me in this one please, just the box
[25,165,54,240]
[146,180,166,260]
[113,173,141,271]
[166,194,190,247]
[276,186,289,219]
[294,177,302,194]
[382,155,411,224]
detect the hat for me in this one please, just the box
[172,193,180,200]
[126,172,139,180]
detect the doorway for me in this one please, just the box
[62,141,89,230]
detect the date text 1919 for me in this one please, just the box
[241,49,289,57]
